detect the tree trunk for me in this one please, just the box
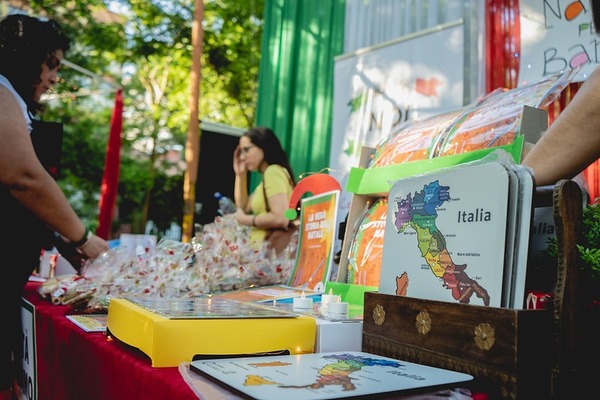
[182,0,204,242]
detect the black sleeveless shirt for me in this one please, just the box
[0,119,63,279]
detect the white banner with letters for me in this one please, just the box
[519,0,596,84]
[328,21,465,251]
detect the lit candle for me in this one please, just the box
[327,301,349,319]
[293,292,313,310]
[320,289,340,307]
[319,288,341,316]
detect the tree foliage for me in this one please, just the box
[18,0,264,239]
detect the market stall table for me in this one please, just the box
[23,281,490,400]
[22,281,197,400]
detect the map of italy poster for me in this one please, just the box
[190,351,473,400]
[378,161,510,307]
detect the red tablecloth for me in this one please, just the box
[23,282,197,400]
[23,282,487,400]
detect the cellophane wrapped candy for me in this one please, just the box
[195,215,298,293]
[38,215,298,312]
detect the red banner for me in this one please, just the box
[96,89,123,239]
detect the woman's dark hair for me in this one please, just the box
[244,126,296,185]
[0,14,70,113]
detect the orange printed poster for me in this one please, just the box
[347,197,388,287]
[287,190,340,292]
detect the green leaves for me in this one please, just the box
[541,200,600,280]
[27,0,264,238]
[579,201,600,277]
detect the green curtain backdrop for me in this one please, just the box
[255,0,346,183]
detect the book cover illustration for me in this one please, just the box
[288,190,340,292]
[211,284,321,304]
[347,197,388,287]
[66,314,108,332]
[436,70,575,158]
[369,108,468,167]
[190,351,472,400]
[525,205,557,295]
[378,161,510,307]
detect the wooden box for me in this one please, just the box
[361,181,600,399]
[362,292,552,399]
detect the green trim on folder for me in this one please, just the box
[346,137,524,195]
[324,282,378,306]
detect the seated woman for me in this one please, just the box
[190,127,296,293]
[232,126,296,252]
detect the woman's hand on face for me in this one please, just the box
[233,146,247,175]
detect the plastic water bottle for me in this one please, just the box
[214,192,237,215]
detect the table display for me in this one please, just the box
[22,282,198,400]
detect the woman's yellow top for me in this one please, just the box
[249,164,293,247]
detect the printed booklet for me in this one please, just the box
[66,314,108,332]
[190,351,473,400]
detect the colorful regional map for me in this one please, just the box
[190,351,473,400]
[378,161,511,307]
